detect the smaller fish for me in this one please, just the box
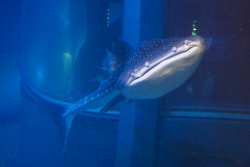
[100,49,120,74]
[94,50,120,83]
[95,39,131,82]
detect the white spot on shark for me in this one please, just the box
[145,61,150,67]
[171,47,177,52]
[184,40,190,45]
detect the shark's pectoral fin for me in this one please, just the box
[98,94,125,115]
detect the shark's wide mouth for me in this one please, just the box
[127,44,198,85]
[145,45,196,72]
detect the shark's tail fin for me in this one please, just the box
[21,79,75,153]
[55,110,75,153]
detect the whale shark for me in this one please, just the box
[22,35,211,152]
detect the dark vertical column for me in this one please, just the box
[140,0,165,40]
[122,0,141,47]
[73,0,108,98]
[116,0,165,166]
[122,0,165,46]
[116,100,159,167]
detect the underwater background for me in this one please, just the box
[1,0,250,167]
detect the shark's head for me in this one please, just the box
[120,35,209,99]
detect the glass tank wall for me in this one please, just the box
[21,0,87,101]
[0,0,250,167]
[163,0,250,107]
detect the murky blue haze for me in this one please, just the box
[0,0,250,167]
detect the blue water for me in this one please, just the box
[1,0,250,167]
